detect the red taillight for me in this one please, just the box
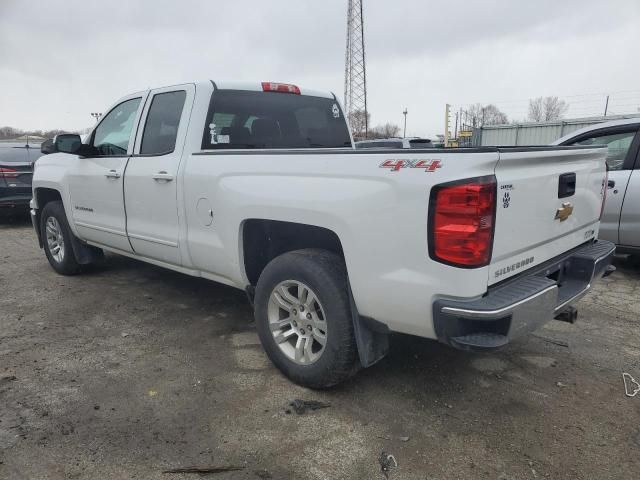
[261,82,301,95]
[429,176,496,268]
[0,167,19,178]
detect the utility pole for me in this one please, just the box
[604,95,610,117]
[91,112,102,123]
[402,108,408,138]
[454,111,459,140]
[444,104,450,148]
[344,0,368,139]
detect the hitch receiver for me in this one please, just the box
[555,306,578,324]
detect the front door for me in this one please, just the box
[566,125,640,244]
[67,94,147,252]
[124,85,194,264]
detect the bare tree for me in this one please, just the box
[467,104,508,126]
[528,96,569,122]
[368,123,401,139]
[0,125,84,141]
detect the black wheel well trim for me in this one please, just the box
[33,188,64,248]
[240,218,346,286]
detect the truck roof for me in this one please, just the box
[213,81,335,100]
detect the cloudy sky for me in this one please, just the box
[1,0,639,137]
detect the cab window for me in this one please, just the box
[140,91,186,155]
[201,90,351,149]
[571,130,637,171]
[92,98,141,156]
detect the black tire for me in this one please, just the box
[40,201,83,275]
[254,249,359,389]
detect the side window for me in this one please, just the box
[572,130,637,171]
[140,91,187,155]
[93,98,141,156]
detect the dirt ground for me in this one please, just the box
[1,215,639,480]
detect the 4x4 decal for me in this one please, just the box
[379,159,442,172]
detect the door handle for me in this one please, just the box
[152,171,174,182]
[558,172,576,198]
[607,180,616,189]
[105,170,121,179]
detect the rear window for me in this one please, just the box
[409,139,432,148]
[201,90,351,150]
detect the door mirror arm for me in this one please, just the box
[76,143,99,158]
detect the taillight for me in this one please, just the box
[261,82,301,95]
[429,176,497,268]
[0,167,19,178]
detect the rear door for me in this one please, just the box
[562,124,640,244]
[490,146,607,285]
[124,84,193,265]
[619,138,640,247]
[67,93,147,252]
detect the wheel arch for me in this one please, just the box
[36,189,102,265]
[32,188,64,248]
[241,219,344,287]
[241,219,389,368]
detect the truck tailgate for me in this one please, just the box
[489,146,607,285]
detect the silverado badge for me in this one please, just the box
[555,202,574,222]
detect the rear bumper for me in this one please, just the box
[433,240,615,351]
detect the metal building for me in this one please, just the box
[477,114,640,146]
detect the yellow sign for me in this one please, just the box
[458,130,473,138]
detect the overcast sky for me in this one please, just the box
[1,0,639,137]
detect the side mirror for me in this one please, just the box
[54,134,82,154]
[41,138,56,155]
[40,134,82,155]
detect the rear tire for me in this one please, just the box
[40,201,83,275]
[254,249,358,388]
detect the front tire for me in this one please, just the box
[40,201,83,275]
[254,249,358,388]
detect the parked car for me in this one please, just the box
[355,137,433,149]
[0,142,38,216]
[31,80,614,387]
[554,118,640,256]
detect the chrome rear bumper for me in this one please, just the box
[433,240,616,351]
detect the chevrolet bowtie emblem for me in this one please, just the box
[555,202,574,222]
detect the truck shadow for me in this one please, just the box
[78,250,636,402]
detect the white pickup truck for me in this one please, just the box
[32,80,615,388]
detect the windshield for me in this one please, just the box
[201,90,352,149]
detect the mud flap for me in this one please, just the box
[348,286,389,368]
[68,234,104,265]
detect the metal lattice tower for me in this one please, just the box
[344,0,368,138]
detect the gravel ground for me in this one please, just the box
[1,215,639,479]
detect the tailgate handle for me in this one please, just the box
[558,173,576,198]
